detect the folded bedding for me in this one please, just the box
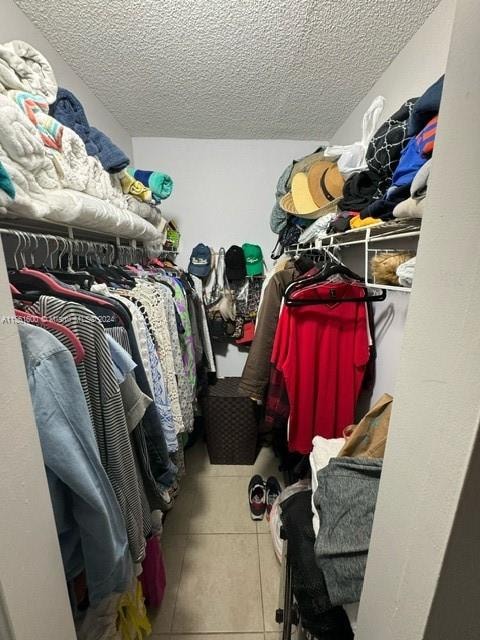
[0,94,58,184]
[90,127,129,173]
[0,41,165,241]
[120,172,152,201]
[0,154,51,219]
[46,189,162,240]
[125,195,164,226]
[0,94,161,239]
[50,87,130,173]
[50,126,89,192]
[10,90,63,150]
[0,40,57,103]
[0,160,15,199]
[127,167,173,201]
[48,87,92,147]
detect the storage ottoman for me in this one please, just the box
[202,377,258,464]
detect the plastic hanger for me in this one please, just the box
[285,260,386,306]
[10,267,123,311]
[15,309,85,364]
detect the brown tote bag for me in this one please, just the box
[339,393,393,459]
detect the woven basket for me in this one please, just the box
[203,377,258,464]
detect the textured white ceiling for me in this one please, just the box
[15,0,441,139]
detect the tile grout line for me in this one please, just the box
[165,482,196,634]
[256,527,266,635]
[163,534,188,635]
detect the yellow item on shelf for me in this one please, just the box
[117,580,152,640]
[350,214,382,229]
[120,172,152,202]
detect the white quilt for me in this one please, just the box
[46,189,161,240]
[0,40,57,103]
[0,95,162,240]
[50,126,89,191]
[125,194,165,226]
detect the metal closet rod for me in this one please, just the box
[0,227,149,268]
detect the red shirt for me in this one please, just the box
[271,282,370,454]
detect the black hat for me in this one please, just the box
[225,245,247,281]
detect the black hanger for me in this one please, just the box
[284,262,386,306]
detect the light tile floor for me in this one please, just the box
[151,441,282,640]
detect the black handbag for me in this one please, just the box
[207,310,236,342]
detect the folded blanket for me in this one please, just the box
[0,94,59,188]
[10,90,63,150]
[50,87,130,172]
[0,40,57,103]
[0,160,15,198]
[49,87,95,151]
[45,189,162,240]
[120,172,152,201]
[127,167,173,201]
[90,127,129,173]
[50,126,89,191]
[0,151,51,218]
[125,194,165,226]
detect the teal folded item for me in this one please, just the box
[0,161,15,199]
[127,167,173,201]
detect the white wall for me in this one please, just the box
[0,241,76,640]
[333,0,456,145]
[357,0,480,636]
[132,137,318,377]
[0,0,132,157]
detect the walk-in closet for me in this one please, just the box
[0,1,479,639]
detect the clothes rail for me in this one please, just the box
[0,227,149,268]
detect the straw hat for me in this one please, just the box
[279,158,344,219]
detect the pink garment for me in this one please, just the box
[139,537,166,608]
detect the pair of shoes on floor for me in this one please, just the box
[248,475,282,521]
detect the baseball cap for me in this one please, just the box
[225,245,247,281]
[242,243,264,277]
[188,243,212,278]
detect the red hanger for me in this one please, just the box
[10,283,21,296]
[15,309,86,364]
[18,267,121,314]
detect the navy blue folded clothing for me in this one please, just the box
[50,87,130,173]
[360,184,410,220]
[407,75,444,136]
[90,127,129,173]
[50,87,94,149]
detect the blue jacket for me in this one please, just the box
[19,323,132,604]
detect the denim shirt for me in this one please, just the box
[18,323,132,605]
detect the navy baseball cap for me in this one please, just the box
[188,243,212,278]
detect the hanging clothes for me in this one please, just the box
[239,267,298,400]
[272,282,370,454]
[18,323,132,605]
[30,295,147,563]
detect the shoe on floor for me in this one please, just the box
[248,474,266,521]
[265,476,282,521]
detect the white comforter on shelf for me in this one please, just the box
[50,126,89,191]
[46,189,162,240]
[0,40,57,103]
[0,94,162,241]
[125,194,165,226]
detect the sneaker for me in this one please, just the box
[248,474,266,521]
[265,476,282,521]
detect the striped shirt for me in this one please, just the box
[31,296,146,563]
